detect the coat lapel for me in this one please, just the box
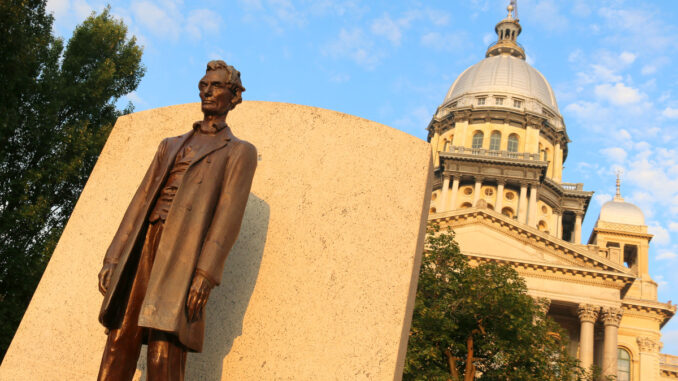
[188,125,233,168]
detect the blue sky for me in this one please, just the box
[47,0,678,354]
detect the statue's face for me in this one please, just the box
[199,70,235,115]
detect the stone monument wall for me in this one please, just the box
[0,101,432,380]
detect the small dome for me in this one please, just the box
[598,199,645,226]
[442,55,560,115]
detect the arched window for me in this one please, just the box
[461,202,473,209]
[505,29,510,39]
[617,348,631,381]
[490,131,501,151]
[472,131,484,149]
[501,207,514,218]
[507,134,519,153]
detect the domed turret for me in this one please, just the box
[597,175,645,226]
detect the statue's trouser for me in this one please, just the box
[97,221,187,381]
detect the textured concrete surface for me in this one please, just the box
[0,101,432,380]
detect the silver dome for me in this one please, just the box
[442,55,560,116]
[598,199,645,226]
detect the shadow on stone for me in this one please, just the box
[187,193,269,380]
[133,194,269,381]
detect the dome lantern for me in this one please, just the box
[486,1,526,60]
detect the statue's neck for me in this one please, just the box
[203,112,227,125]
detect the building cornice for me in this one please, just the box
[431,207,635,276]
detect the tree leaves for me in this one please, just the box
[0,2,144,361]
[404,224,591,380]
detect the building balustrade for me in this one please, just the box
[445,145,541,161]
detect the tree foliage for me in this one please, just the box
[404,224,590,380]
[0,1,144,360]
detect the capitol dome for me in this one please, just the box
[436,4,563,125]
[442,55,559,115]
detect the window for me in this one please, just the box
[513,99,522,108]
[501,207,514,218]
[617,348,631,381]
[472,131,484,149]
[477,97,486,105]
[495,97,504,105]
[490,131,501,150]
[461,202,473,209]
[505,191,515,200]
[463,187,473,195]
[484,188,494,196]
[508,134,519,152]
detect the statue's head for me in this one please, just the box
[199,60,245,116]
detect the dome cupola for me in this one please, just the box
[486,2,525,60]
[598,175,645,226]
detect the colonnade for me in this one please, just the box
[438,174,583,243]
[577,304,623,378]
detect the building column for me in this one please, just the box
[556,211,563,239]
[495,181,505,213]
[601,308,623,379]
[449,176,460,211]
[637,336,662,381]
[473,177,482,207]
[574,212,583,244]
[577,304,599,372]
[441,175,450,212]
[527,183,538,227]
[554,142,562,182]
[518,183,528,224]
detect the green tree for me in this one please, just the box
[404,224,590,381]
[0,1,144,361]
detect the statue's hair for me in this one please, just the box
[204,60,245,108]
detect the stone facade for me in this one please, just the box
[427,5,677,380]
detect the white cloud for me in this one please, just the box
[641,65,657,75]
[47,0,71,19]
[662,107,678,119]
[657,250,677,260]
[483,32,494,46]
[329,73,350,83]
[421,32,464,52]
[648,222,670,246]
[185,9,222,40]
[600,147,627,163]
[654,274,669,289]
[571,0,591,17]
[131,1,182,40]
[619,51,636,65]
[393,105,432,134]
[528,0,568,31]
[669,222,678,232]
[371,14,404,46]
[594,82,645,106]
[568,49,583,63]
[594,193,612,205]
[371,9,447,46]
[323,28,380,69]
[72,0,92,19]
[565,101,601,120]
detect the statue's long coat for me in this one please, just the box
[99,125,257,352]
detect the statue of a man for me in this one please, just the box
[96,60,257,381]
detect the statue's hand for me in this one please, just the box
[186,273,213,322]
[98,263,116,296]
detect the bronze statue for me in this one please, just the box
[96,60,257,381]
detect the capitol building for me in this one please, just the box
[426,4,677,380]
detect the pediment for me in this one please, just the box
[431,208,633,277]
